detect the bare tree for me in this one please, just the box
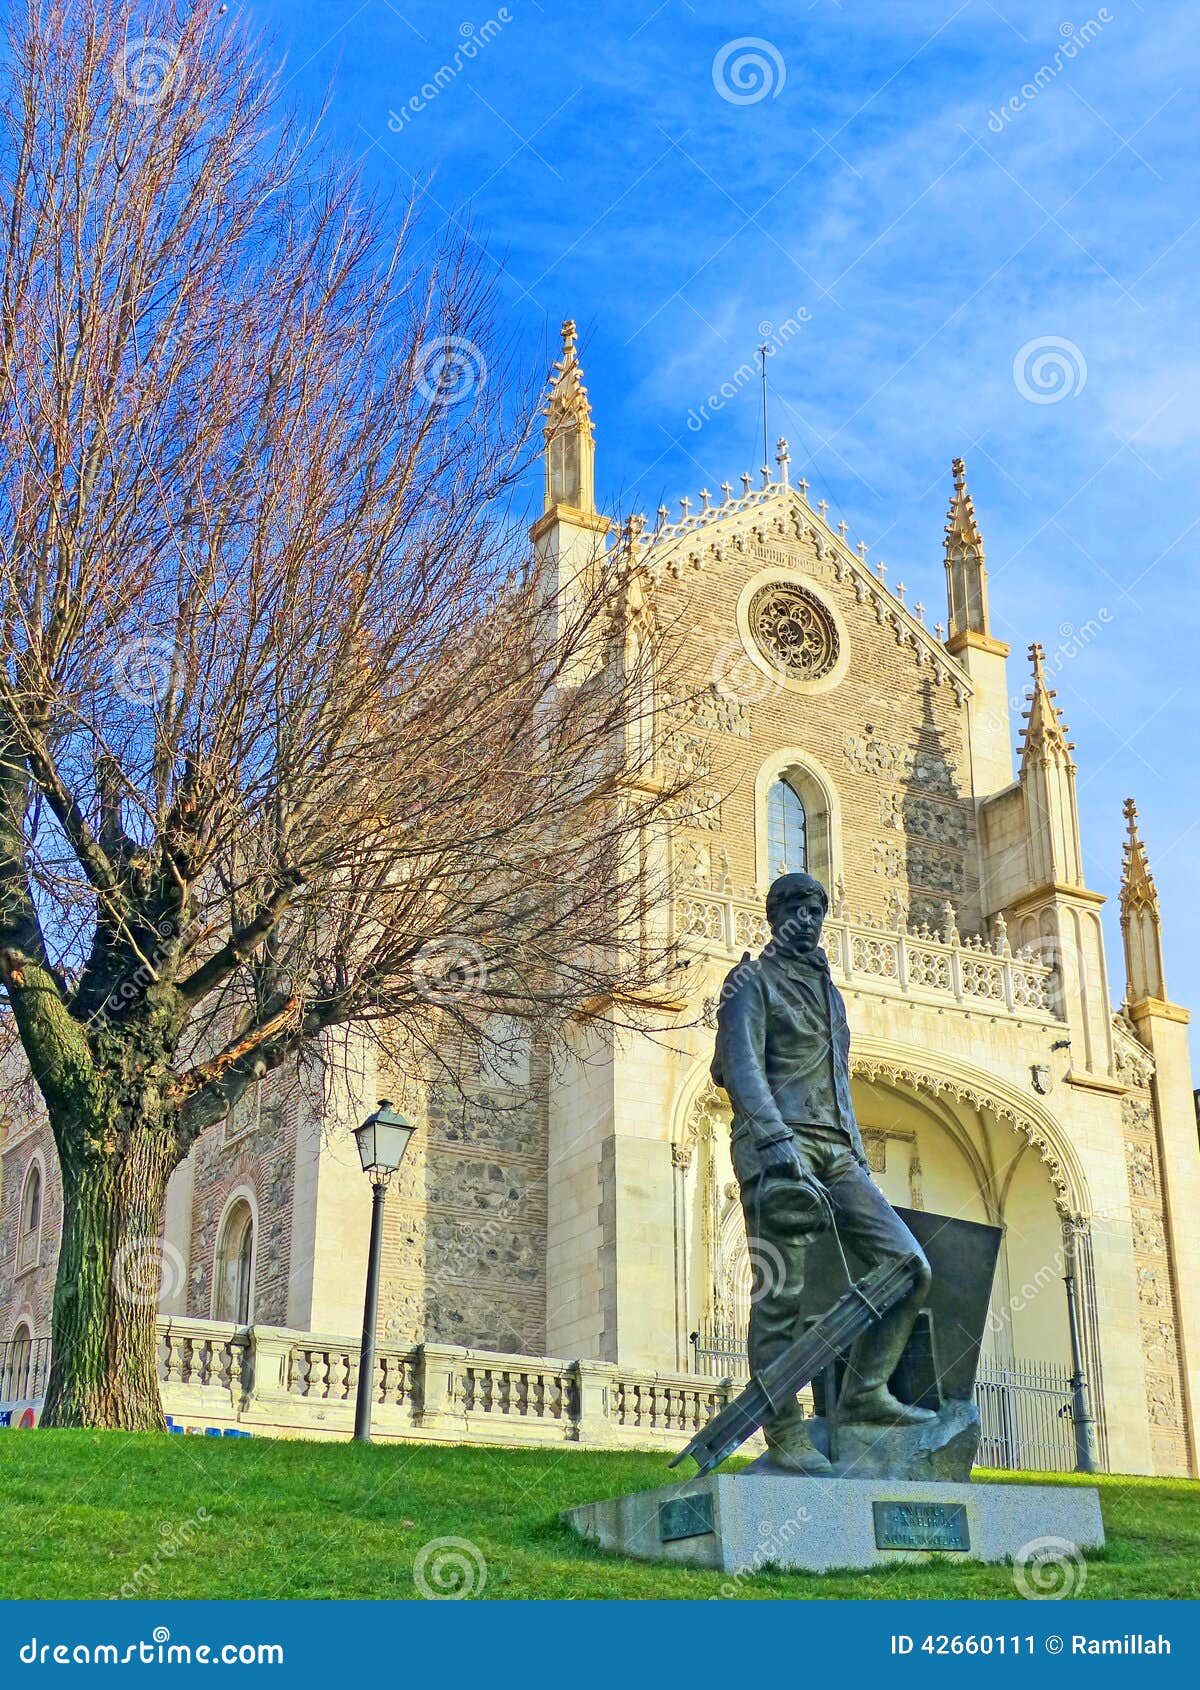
[0,1,690,1428]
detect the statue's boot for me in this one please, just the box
[837,1268,935,1427]
[837,1384,936,1426]
[764,1421,834,1476]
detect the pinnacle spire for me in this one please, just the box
[1120,798,1161,922]
[1120,797,1167,1003]
[945,456,984,553]
[1019,642,1076,767]
[543,318,595,513]
[943,456,990,643]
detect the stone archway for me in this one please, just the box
[669,1050,1105,1461]
[848,1048,1106,1465]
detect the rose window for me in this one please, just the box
[747,583,839,680]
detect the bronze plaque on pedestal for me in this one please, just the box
[873,1499,970,1552]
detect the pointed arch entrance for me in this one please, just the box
[668,1049,1105,1464]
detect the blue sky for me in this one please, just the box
[257,0,1199,1042]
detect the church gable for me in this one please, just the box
[632,460,981,934]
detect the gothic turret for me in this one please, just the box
[1008,643,1115,1076]
[1121,798,1167,1007]
[942,459,1012,793]
[944,456,988,639]
[1018,642,1083,888]
[543,319,595,514]
[531,320,613,669]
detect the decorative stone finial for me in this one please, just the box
[1120,796,1166,1001]
[543,317,595,513]
[944,456,990,642]
[1019,642,1075,765]
[945,457,984,551]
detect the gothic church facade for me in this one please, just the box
[3,325,1197,1478]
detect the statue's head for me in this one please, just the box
[765,871,828,954]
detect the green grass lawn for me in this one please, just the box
[1,1432,1197,1600]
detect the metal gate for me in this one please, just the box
[690,1326,1082,1473]
[974,1359,1077,1472]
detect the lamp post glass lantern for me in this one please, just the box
[353,1101,416,1178]
[352,1101,415,1443]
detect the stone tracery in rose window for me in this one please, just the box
[747,583,839,680]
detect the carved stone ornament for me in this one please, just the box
[851,1054,1080,1219]
[747,582,840,680]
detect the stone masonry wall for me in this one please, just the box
[1121,1080,1193,1475]
[380,1028,549,1357]
[652,508,983,934]
[0,1114,59,1342]
[185,1066,302,1328]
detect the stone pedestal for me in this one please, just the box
[563,1472,1104,1575]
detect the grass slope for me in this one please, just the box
[1,1433,1197,1601]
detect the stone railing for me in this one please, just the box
[156,1317,738,1450]
[673,894,1059,1020]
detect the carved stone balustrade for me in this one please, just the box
[156,1319,739,1451]
[673,896,1059,1021]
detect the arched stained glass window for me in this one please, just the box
[767,779,808,879]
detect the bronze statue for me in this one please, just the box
[712,871,934,1475]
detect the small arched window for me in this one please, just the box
[2,1322,32,1401]
[767,778,808,879]
[213,1200,255,1325]
[18,1166,42,1270]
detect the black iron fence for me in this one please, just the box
[974,1358,1079,1472]
[690,1325,1088,1473]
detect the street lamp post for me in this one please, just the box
[352,1101,416,1444]
[1062,1220,1099,1474]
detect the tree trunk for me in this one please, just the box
[41,1128,179,1430]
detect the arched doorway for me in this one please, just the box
[670,1054,1104,1467]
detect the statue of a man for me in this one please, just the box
[712,871,934,1475]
